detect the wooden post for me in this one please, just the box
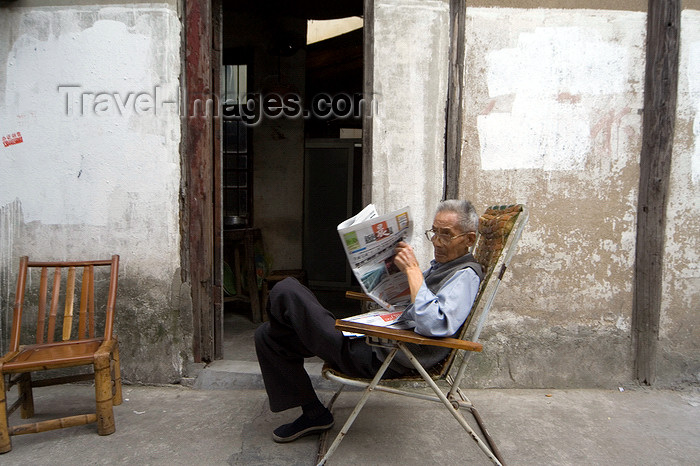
[633,0,680,385]
[184,0,215,362]
[444,0,466,200]
[211,0,224,360]
[362,0,374,206]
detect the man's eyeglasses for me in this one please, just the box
[424,229,469,244]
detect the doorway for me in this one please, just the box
[218,2,366,361]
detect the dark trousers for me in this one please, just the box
[255,278,395,413]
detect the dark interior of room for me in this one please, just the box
[221,1,365,359]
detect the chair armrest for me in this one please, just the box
[335,320,483,352]
[95,338,117,358]
[345,291,374,301]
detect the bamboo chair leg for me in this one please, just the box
[94,357,115,436]
[17,373,34,419]
[0,374,11,453]
[400,343,502,466]
[112,344,123,406]
[317,347,399,466]
[10,414,97,436]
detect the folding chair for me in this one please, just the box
[318,204,528,465]
[0,256,122,453]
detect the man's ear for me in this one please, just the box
[466,231,477,247]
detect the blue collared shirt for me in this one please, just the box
[399,260,480,337]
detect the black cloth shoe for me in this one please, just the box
[272,410,334,443]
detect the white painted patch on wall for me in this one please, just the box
[0,7,181,227]
[477,96,591,170]
[472,9,644,171]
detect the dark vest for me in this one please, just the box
[423,253,484,294]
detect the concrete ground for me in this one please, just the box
[0,375,698,465]
[2,311,699,465]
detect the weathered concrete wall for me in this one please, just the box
[370,0,450,263]
[459,6,699,388]
[0,3,189,383]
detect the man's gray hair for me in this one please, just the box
[436,199,479,233]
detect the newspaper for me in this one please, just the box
[336,204,415,335]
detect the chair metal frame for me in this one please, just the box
[0,255,122,453]
[317,205,528,465]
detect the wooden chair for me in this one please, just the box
[0,255,122,453]
[317,205,528,466]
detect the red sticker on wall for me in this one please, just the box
[3,132,23,147]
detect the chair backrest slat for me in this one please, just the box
[10,257,29,352]
[88,265,96,338]
[62,266,77,341]
[37,267,49,344]
[103,258,119,340]
[78,265,91,339]
[47,267,62,343]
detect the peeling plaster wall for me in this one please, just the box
[661,9,700,385]
[0,3,188,383]
[370,0,450,264]
[458,5,700,388]
[462,8,646,388]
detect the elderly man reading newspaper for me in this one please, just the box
[254,200,484,443]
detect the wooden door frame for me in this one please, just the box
[183,0,219,362]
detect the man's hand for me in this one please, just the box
[394,241,420,272]
[394,241,423,302]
